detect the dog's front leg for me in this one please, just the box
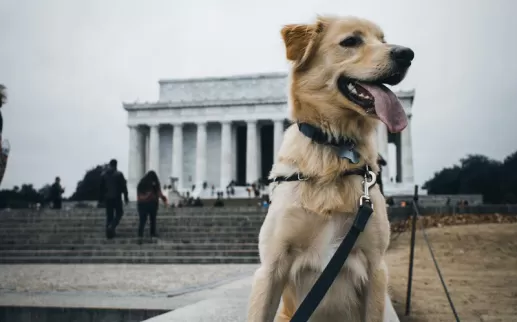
[247,252,293,322]
[364,260,388,322]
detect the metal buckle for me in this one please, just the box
[359,165,376,209]
[297,173,308,181]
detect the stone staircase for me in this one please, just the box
[0,205,422,264]
[0,207,266,264]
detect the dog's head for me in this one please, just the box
[281,16,414,134]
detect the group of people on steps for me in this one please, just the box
[99,159,167,244]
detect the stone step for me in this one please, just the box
[0,226,262,234]
[0,249,259,257]
[0,215,266,222]
[0,209,268,218]
[1,236,259,244]
[0,230,259,238]
[0,221,264,228]
[0,219,266,227]
[0,255,260,264]
[1,216,265,223]
[0,242,258,251]
[0,226,263,233]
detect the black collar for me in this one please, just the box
[297,122,360,164]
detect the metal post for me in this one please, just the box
[405,185,419,316]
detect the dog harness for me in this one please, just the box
[268,166,371,184]
[266,122,378,322]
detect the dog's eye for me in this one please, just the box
[339,36,362,47]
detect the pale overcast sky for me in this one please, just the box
[1,0,516,195]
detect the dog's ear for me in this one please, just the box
[281,21,326,71]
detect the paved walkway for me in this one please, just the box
[0,264,256,311]
[0,263,401,321]
[0,264,257,295]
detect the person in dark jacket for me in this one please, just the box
[0,84,7,186]
[136,170,167,243]
[99,159,129,239]
[50,176,65,209]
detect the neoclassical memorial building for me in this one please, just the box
[123,73,416,197]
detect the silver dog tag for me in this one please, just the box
[337,146,360,164]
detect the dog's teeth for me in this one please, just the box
[347,83,355,91]
[350,87,358,94]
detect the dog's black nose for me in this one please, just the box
[390,46,414,67]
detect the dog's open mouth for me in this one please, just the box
[338,76,408,133]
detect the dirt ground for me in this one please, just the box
[386,222,517,322]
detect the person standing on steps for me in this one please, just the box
[136,170,167,244]
[50,176,65,209]
[0,84,9,186]
[99,159,129,239]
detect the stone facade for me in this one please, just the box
[123,73,416,197]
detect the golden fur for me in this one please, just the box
[247,15,411,322]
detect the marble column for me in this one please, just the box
[148,124,160,172]
[145,130,150,171]
[401,116,414,183]
[256,123,262,181]
[172,123,183,190]
[246,120,258,185]
[273,119,284,161]
[195,122,207,186]
[231,125,237,181]
[128,125,144,186]
[377,122,390,185]
[220,121,232,189]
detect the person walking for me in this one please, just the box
[99,159,129,239]
[0,84,8,187]
[136,170,167,244]
[50,176,65,209]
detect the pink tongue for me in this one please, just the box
[358,82,408,133]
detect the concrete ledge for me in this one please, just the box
[143,298,247,322]
[144,293,400,322]
[0,306,167,322]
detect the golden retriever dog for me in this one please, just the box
[247,15,414,322]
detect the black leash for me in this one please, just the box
[268,123,377,321]
[290,201,373,322]
[269,166,377,322]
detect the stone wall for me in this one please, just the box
[158,73,288,103]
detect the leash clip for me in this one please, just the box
[359,165,376,209]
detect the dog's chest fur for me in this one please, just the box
[287,214,369,320]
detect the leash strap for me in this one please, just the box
[289,167,377,322]
[289,202,373,322]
